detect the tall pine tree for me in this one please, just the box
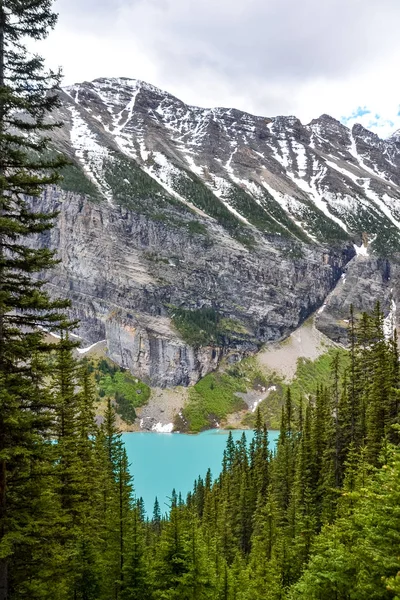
[0,2,68,598]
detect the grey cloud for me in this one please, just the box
[57,0,400,78]
[51,0,400,123]
[131,0,400,81]
[54,0,124,31]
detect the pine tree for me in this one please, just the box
[152,497,162,536]
[290,442,400,600]
[121,506,152,600]
[0,2,68,597]
[52,328,103,599]
[100,399,134,599]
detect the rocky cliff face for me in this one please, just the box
[33,188,352,386]
[31,77,400,386]
[316,254,399,344]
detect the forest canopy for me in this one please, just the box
[0,0,399,599]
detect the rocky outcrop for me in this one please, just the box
[31,189,353,387]
[316,254,399,343]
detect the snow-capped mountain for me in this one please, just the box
[53,76,400,254]
[32,77,400,388]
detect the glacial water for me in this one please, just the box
[122,429,280,515]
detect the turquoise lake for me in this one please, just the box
[122,429,279,515]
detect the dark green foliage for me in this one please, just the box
[171,307,221,347]
[187,220,208,236]
[243,346,349,431]
[0,2,74,597]
[171,169,255,247]
[114,391,137,424]
[178,358,268,433]
[296,201,351,243]
[104,154,171,203]
[59,162,101,199]
[174,304,400,599]
[103,153,188,219]
[225,184,310,242]
[290,443,400,600]
[170,306,250,348]
[178,373,247,433]
[92,358,150,425]
[371,225,400,255]
[99,370,150,422]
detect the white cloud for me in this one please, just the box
[36,0,400,138]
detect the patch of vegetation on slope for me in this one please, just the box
[170,306,252,348]
[88,358,150,424]
[243,346,349,429]
[102,154,217,240]
[370,225,400,255]
[59,162,102,199]
[259,189,312,242]
[170,169,255,247]
[27,147,102,201]
[297,201,351,243]
[226,184,311,242]
[175,358,270,433]
[340,199,400,255]
[103,153,192,214]
[176,346,349,434]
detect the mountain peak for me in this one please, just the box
[308,113,348,132]
[388,129,400,144]
[57,75,400,255]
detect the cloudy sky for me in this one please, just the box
[40,0,400,138]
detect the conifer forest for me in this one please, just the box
[0,1,400,599]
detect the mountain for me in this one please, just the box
[31,77,400,386]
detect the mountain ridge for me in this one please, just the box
[53,76,400,256]
[29,76,400,388]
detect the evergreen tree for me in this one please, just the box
[121,507,152,600]
[0,1,68,597]
[290,443,400,600]
[99,398,134,599]
[152,497,162,536]
[52,328,103,599]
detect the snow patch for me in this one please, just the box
[140,152,207,216]
[151,422,174,433]
[251,399,263,413]
[77,340,106,354]
[68,106,114,204]
[292,141,308,177]
[210,175,252,226]
[361,181,400,230]
[260,181,316,241]
[185,154,204,177]
[139,140,150,162]
[354,242,368,256]
[294,161,349,233]
[324,159,362,184]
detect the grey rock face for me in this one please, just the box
[316,255,399,343]
[31,189,352,387]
